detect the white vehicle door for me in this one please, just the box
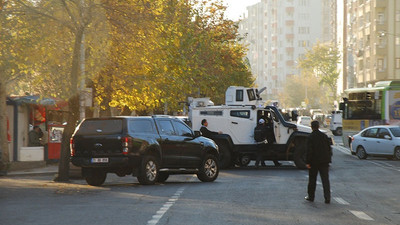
[228,109,254,144]
[270,110,284,144]
[376,128,394,155]
[364,128,379,154]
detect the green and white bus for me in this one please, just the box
[340,81,400,147]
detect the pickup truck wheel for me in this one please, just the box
[137,155,159,185]
[157,172,169,183]
[197,154,219,182]
[293,141,307,170]
[84,168,107,186]
[218,143,232,169]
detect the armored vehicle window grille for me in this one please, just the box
[247,89,256,101]
[158,120,176,135]
[200,111,223,116]
[76,119,123,135]
[172,121,192,137]
[236,90,244,101]
[129,120,155,134]
[230,110,250,118]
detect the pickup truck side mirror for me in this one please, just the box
[194,130,202,138]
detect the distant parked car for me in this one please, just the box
[297,116,312,127]
[350,125,400,160]
[330,111,342,136]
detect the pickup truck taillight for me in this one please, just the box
[70,138,75,156]
[122,137,132,155]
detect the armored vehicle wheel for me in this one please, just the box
[217,143,232,169]
[157,172,169,183]
[239,155,251,166]
[197,154,219,182]
[335,127,343,136]
[83,168,107,186]
[137,155,159,185]
[293,141,307,169]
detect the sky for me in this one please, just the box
[222,0,261,21]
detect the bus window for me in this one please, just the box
[344,99,381,120]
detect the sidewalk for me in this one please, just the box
[6,163,59,176]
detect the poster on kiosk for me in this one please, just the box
[47,124,65,160]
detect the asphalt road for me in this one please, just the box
[1,141,400,225]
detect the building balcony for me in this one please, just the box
[374,22,387,32]
[374,0,387,8]
[375,45,387,56]
[286,47,294,53]
[286,7,294,13]
[285,20,294,26]
[286,34,294,39]
[286,60,294,66]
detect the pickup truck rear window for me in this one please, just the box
[129,120,155,134]
[77,119,123,135]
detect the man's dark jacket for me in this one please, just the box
[200,126,219,138]
[254,124,267,142]
[306,130,332,165]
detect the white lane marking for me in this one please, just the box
[333,145,351,155]
[333,197,349,205]
[147,187,186,225]
[368,161,400,172]
[349,210,374,221]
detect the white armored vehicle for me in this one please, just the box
[189,86,314,169]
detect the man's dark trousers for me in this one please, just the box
[307,163,330,201]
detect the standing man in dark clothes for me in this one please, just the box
[305,120,332,204]
[28,126,43,147]
[265,117,281,167]
[254,118,267,167]
[200,119,222,138]
[254,118,281,167]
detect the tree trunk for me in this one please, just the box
[54,27,84,182]
[0,76,10,173]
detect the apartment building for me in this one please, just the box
[342,0,400,89]
[239,0,335,99]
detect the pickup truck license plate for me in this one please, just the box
[91,158,109,163]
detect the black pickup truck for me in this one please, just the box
[70,116,219,186]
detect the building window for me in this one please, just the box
[396,58,400,69]
[378,13,384,24]
[396,37,400,46]
[298,27,310,34]
[396,11,400,22]
[298,40,309,47]
[377,58,384,71]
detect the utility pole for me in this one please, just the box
[79,0,86,121]
[343,0,348,91]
